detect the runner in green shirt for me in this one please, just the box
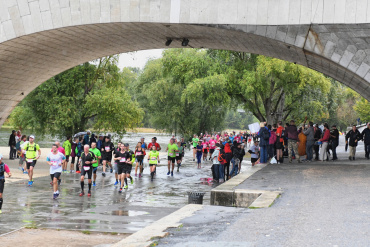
[89,142,101,186]
[22,135,41,187]
[148,145,160,181]
[166,138,178,177]
[63,136,72,173]
[192,134,199,161]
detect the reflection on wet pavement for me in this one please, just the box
[0,155,218,235]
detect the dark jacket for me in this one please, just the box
[362,128,370,145]
[286,125,299,141]
[346,129,361,147]
[330,129,339,142]
[314,128,322,141]
[258,127,270,146]
[8,133,16,146]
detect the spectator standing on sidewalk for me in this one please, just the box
[362,123,370,160]
[319,123,330,162]
[330,125,340,161]
[303,122,315,162]
[286,120,300,163]
[8,130,16,160]
[346,125,362,161]
[313,124,322,160]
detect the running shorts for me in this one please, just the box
[251,158,258,163]
[123,164,132,174]
[168,156,176,163]
[117,164,125,175]
[0,179,5,193]
[93,167,98,174]
[136,157,144,165]
[175,155,182,161]
[65,155,70,162]
[71,156,75,164]
[203,149,208,154]
[50,172,61,180]
[26,160,37,169]
[209,149,215,154]
[81,166,93,179]
[149,163,157,167]
[103,155,112,162]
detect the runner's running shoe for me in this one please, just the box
[167,171,170,175]
[93,181,96,186]
[119,188,123,193]
[76,171,81,174]
[124,185,128,189]
[53,193,58,199]
[102,172,106,177]
[87,191,91,197]
[130,178,134,185]
[110,168,113,173]
[114,181,118,186]
[79,191,84,197]
[139,173,142,178]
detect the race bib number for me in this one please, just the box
[151,157,157,160]
[176,153,180,156]
[136,152,142,155]
[169,153,173,156]
[120,158,126,162]
[27,159,33,163]
[83,166,90,171]
[51,161,59,167]
[203,145,207,148]
[105,146,110,151]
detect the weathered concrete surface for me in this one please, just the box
[157,160,370,246]
[2,0,370,126]
[210,163,270,207]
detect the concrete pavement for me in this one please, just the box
[156,156,370,247]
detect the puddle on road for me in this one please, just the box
[109,210,149,216]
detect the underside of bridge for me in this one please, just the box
[0,22,370,127]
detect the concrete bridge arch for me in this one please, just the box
[1,0,370,126]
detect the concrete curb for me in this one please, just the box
[111,204,203,247]
[210,164,283,208]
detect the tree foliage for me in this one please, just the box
[9,56,143,137]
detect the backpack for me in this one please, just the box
[218,150,226,164]
[262,128,270,140]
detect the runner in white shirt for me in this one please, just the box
[46,144,66,199]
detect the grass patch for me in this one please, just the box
[248,206,261,209]
[150,241,159,246]
[110,232,118,235]
[81,230,91,235]
[25,224,38,229]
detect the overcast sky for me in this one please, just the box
[118,49,164,70]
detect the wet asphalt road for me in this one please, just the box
[157,144,370,247]
[0,152,219,235]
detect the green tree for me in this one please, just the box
[135,49,228,136]
[354,98,370,123]
[209,51,332,123]
[9,56,143,137]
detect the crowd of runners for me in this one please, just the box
[1,122,369,212]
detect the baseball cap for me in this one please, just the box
[0,153,3,159]
[30,135,35,139]
[125,143,130,146]
[141,137,145,139]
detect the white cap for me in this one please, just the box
[0,153,3,159]
[29,135,35,139]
